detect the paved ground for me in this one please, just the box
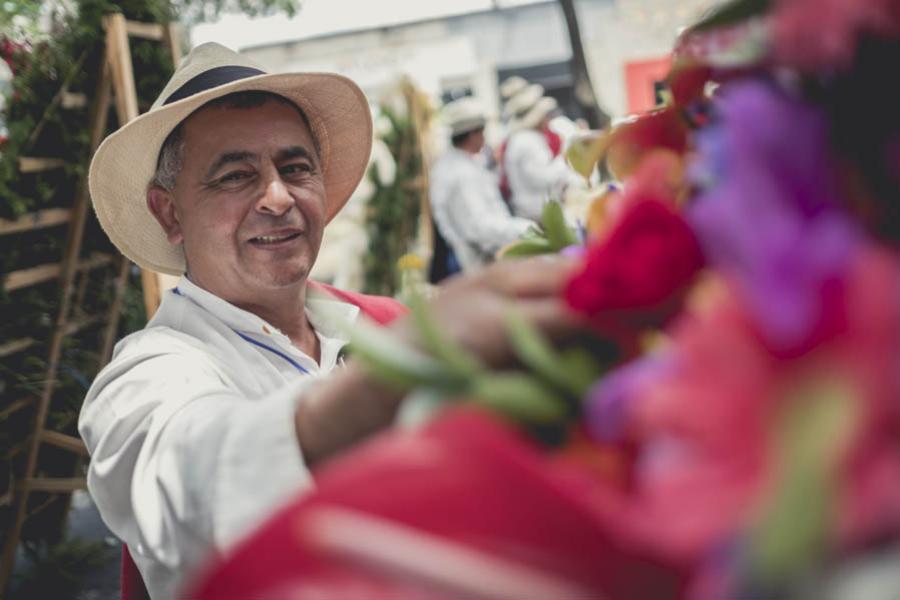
[9,490,120,600]
[67,490,121,600]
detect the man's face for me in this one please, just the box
[471,128,486,152]
[155,100,326,303]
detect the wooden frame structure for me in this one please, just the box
[0,14,181,591]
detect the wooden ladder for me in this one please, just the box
[0,13,181,592]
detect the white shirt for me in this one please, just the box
[78,276,359,599]
[429,147,532,271]
[505,129,573,222]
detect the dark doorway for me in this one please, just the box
[497,60,583,121]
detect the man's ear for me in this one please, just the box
[147,187,184,245]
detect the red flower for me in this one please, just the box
[564,200,705,340]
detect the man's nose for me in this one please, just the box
[255,175,293,216]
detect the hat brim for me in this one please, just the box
[89,71,373,276]
[450,117,486,137]
[509,97,558,133]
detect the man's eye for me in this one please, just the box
[219,171,252,184]
[281,163,314,176]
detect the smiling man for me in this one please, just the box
[80,43,577,599]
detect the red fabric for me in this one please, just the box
[543,124,563,157]
[185,409,686,600]
[119,283,406,600]
[120,546,150,600]
[498,128,562,205]
[307,281,408,325]
[498,139,512,202]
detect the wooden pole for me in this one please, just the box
[0,43,113,592]
[558,0,611,129]
[0,16,182,591]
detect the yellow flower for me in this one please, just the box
[397,253,424,271]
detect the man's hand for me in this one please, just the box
[296,256,581,466]
[392,255,581,368]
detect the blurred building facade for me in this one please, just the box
[220,0,716,128]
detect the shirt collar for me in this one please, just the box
[449,146,479,163]
[173,275,360,344]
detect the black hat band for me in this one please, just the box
[163,65,266,105]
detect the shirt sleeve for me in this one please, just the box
[508,134,573,220]
[78,338,314,591]
[445,174,533,256]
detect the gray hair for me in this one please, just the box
[152,125,185,191]
[150,91,320,192]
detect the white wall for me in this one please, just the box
[241,0,718,119]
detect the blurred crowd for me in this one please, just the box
[428,77,589,282]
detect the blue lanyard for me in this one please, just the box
[233,330,310,374]
[173,287,310,375]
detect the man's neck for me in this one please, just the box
[190,274,321,363]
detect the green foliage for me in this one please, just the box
[747,379,857,587]
[9,537,114,600]
[0,1,45,41]
[349,291,573,428]
[499,201,580,258]
[174,0,299,24]
[691,0,773,32]
[363,97,425,297]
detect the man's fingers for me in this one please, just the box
[516,297,586,340]
[483,255,579,298]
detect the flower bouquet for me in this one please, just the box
[188,1,900,598]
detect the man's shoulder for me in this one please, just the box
[308,282,407,326]
[107,325,218,370]
[84,325,223,409]
[507,129,543,149]
[433,149,477,173]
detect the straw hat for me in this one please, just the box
[498,76,529,101]
[88,42,372,275]
[442,97,487,136]
[506,84,558,132]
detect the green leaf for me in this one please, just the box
[499,237,555,258]
[409,292,484,379]
[505,310,600,398]
[541,201,579,250]
[565,129,609,181]
[559,348,606,397]
[348,320,465,391]
[471,372,569,423]
[747,379,858,585]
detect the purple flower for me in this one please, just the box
[585,355,673,442]
[687,80,862,355]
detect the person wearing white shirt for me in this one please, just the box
[430,98,533,272]
[504,86,574,221]
[80,43,578,598]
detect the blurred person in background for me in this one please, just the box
[504,85,574,221]
[496,76,531,204]
[429,97,533,274]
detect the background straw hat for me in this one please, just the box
[505,83,558,132]
[498,76,529,101]
[88,42,372,275]
[442,97,487,136]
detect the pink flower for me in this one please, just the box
[580,245,900,588]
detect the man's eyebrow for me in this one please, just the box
[276,145,318,166]
[204,150,256,181]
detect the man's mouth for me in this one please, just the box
[249,231,303,245]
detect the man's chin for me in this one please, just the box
[252,264,310,289]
